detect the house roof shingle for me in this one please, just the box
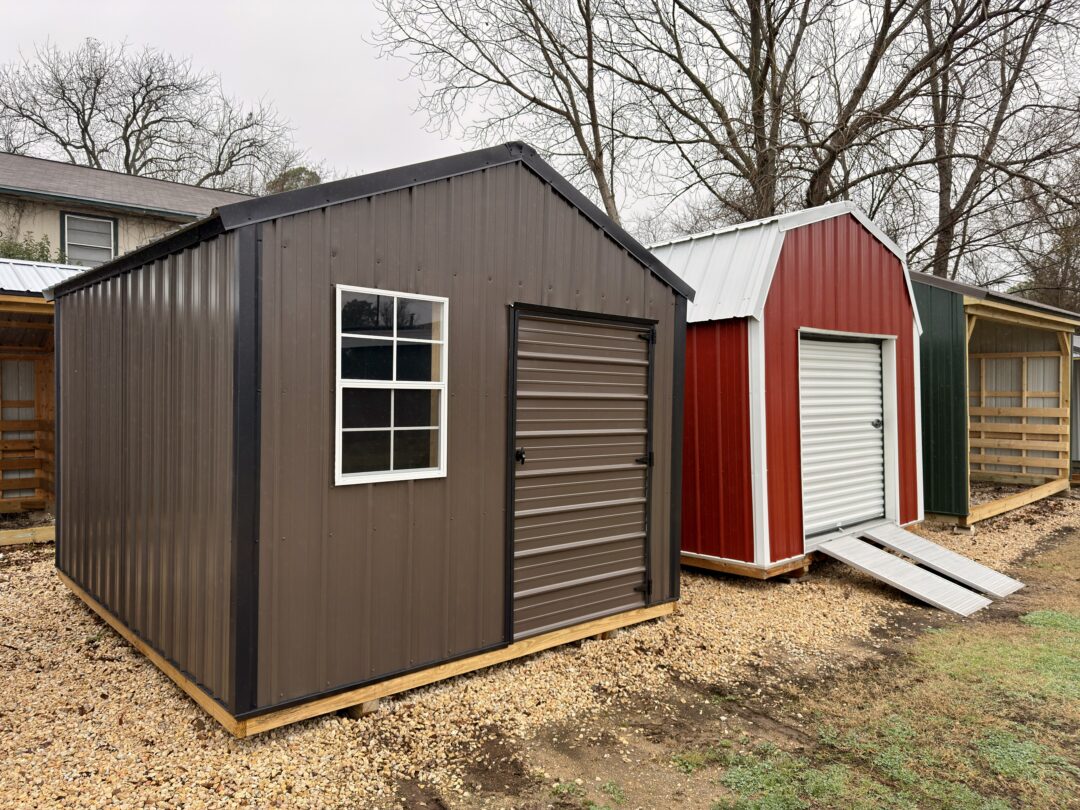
[0,152,252,220]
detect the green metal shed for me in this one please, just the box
[911,273,1079,525]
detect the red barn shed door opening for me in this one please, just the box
[799,336,886,539]
[510,310,653,640]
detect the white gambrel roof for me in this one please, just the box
[0,258,83,295]
[649,201,920,331]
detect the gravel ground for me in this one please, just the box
[1,493,1075,808]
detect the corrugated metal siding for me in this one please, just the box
[682,318,754,561]
[911,282,968,516]
[0,258,81,294]
[511,313,650,638]
[764,215,920,561]
[257,163,678,708]
[56,234,237,708]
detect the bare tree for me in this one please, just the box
[0,39,304,194]
[375,0,630,222]
[905,0,1080,278]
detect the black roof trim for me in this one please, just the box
[910,271,1080,322]
[50,142,693,301]
[48,215,225,299]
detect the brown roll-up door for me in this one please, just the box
[510,311,653,639]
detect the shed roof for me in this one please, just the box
[49,143,694,301]
[0,152,251,220]
[909,271,1080,325]
[649,202,917,329]
[0,257,82,296]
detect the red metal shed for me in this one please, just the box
[651,203,925,579]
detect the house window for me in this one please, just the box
[63,213,116,267]
[335,285,448,485]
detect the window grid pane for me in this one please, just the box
[337,286,446,482]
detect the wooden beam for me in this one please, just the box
[0,458,49,471]
[970,471,1056,486]
[970,437,1068,452]
[963,297,1080,330]
[0,477,42,491]
[681,553,811,580]
[0,419,50,431]
[970,421,1067,435]
[58,570,677,739]
[968,453,1068,469]
[0,320,52,331]
[968,351,1060,359]
[0,524,54,547]
[965,478,1070,525]
[969,406,1067,418]
[0,298,52,316]
[0,400,35,409]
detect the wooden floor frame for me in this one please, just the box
[58,570,675,738]
[0,523,54,547]
[681,553,811,580]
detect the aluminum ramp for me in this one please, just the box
[860,523,1024,599]
[817,535,993,616]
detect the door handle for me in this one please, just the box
[515,447,527,465]
[871,418,883,429]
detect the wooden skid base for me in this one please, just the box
[682,553,811,580]
[0,523,54,547]
[58,569,675,738]
[964,478,1070,526]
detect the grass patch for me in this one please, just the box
[599,781,626,804]
[672,740,734,774]
[1019,610,1080,633]
[708,596,1080,809]
[551,781,585,799]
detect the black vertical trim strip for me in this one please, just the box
[504,306,520,644]
[669,294,687,600]
[231,224,261,713]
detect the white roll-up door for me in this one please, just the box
[799,337,886,538]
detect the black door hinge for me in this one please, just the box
[634,578,652,596]
[638,329,656,344]
[635,451,654,466]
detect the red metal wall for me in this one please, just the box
[682,318,755,562]
[764,214,919,561]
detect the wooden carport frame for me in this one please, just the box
[0,293,55,514]
[964,296,1079,525]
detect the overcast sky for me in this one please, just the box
[0,0,467,177]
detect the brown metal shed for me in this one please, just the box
[48,143,693,736]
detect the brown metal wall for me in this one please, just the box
[56,234,237,708]
[257,163,677,708]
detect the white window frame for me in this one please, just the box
[63,213,116,265]
[334,284,449,485]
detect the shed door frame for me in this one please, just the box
[798,327,900,550]
[505,303,657,643]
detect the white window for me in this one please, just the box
[335,285,448,485]
[63,213,116,267]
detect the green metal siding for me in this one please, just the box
[913,280,969,516]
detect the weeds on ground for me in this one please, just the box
[707,608,1080,809]
[672,740,733,774]
[599,780,626,804]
